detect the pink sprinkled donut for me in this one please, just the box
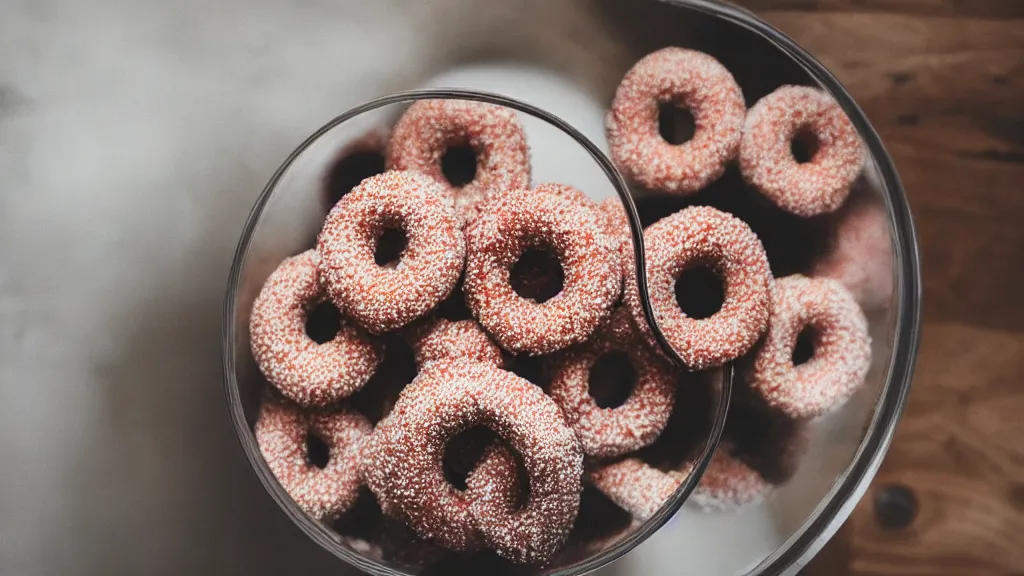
[588,446,771,519]
[747,275,871,420]
[740,85,865,217]
[249,250,382,407]
[587,458,679,522]
[363,361,583,564]
[255,398,373,521]
[624,206,772,370]
[464,189,621,355]
[680,447,771,512]
[811,191,893,310]
[404,316,504,369]
[549,307,677,458]
[317,170,466,334]
[607,47,746,195]
[388,99,531,222]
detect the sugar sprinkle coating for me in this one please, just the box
[362,368,519,552]
[549,307,677,458]
[588,444,771,520]
[388,99,531,222]
[682,447,771,512]
[249,250,382,407]
[464,189,621,355]
[740,85,865,217]
[624,206,772,370]
[811,192,893,310]
[607,47,746,195]
[255,398,373,521]
[363,361,584,564]
[404,316,504,370]
[598,197,637,291]
[747,275,871,420]
[317,170,466,334]
[587,458,679,521]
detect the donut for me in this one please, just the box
[464,189,621,355]
[587,458,679,522]
[606,47,746,195]
[624,206,772,370]
[747,275,871,420]
[548,307,677,458]
[739,85,865,217]
[683,448,771,512]
[363,361,583,564]
[588,446,771,519]
[249,250,382,407]
[404,316,504,369]
[255,398,373,521]
[811,190,893,310]
[317,170,466,334]
[598,197,637,289]
[388,99,531,222]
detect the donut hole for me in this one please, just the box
[658,102,697,145]
[374,225,408,268]
[441,144,478,187]
[588,351,636,409]
[792,327,817,366]
[305,433,331,469]
[324,150,386,207]
[510,247,565,303]
[443,426,498,491]
[305,300,342,344]
[674,265,725,320]
[790,128,820,164]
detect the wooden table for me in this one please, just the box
[732,1,1024,574]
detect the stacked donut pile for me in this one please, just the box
[249,46,876,567]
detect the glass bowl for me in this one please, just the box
[223,89,732,575]
[223,0,922,574]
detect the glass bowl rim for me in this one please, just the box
[221,88,735,576]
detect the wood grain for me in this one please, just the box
[733,1,1024,574]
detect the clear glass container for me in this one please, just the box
[223,90,732,575]
[222,1,921,574]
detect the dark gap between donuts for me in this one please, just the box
[674,265,725,320]
[349,333,417,424]
[633,170,827,278]
[792,327,816,366]
[658,102,697,145]
[305,300,342,344]
[790,128,820,164]
[442,426,498,491]
[568,484,633,545]
[374,226,408,267]
[588,351,636,409]
[441,144,477,187]
[436,281,474,321]
[305,433,330,469]
[508,353,552,391]
[636,373,715,471]
[510,247,564,303]
[423,550,531,576]
[324,150,386,208]
[332,487,384,542]
[728,380,807,484]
